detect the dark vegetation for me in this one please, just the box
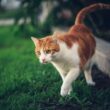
[1,0,110,41]
[15,0,110,41]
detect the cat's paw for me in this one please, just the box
[87,80,96,86]
[60,88,69,97]
[68,86,72,95]
[60,85,71,97]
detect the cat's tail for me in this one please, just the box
[75,3,110,25]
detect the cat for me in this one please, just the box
[31,3,110,96]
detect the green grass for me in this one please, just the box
[0,26,110,110]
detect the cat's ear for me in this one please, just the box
[31,37,39,46]
[52,32,58,43]
[52,31,58,38]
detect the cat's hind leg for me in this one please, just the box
[84,61,95,86]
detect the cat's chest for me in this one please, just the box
[51,42,80,73]
[52,59,75,74]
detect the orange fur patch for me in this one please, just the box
[57,33,78,48]
[68,24,96,69]
[55,24,96,69]
[35,36,60,55]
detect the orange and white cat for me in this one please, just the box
[31,3,110,96]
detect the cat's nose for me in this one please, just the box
[42,58,46,63]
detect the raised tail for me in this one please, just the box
[75,3,110,25]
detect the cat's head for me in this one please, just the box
[31,34,60,64]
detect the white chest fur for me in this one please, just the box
[51,41,80,74]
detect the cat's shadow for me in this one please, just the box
[92,65,110,89]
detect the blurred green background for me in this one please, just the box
[0,0,110,110]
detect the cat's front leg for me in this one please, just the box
[59,71,66,82]
[60,67,80,97]
[59,71,73,95]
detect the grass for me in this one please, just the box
[0,25,110,110]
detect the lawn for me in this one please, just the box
[0,25,110,110]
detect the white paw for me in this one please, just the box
[60,86,71,97]
[68,87,72,95]
[87,80,96,86]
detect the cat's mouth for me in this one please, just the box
[41,60,49,64]
[42,62,47,64]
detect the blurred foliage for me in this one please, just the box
[0,0,110,41]
[13,0,110,41]
[20,0,43,26]
[14,0,83,37]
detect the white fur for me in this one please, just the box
[39,49,52,63]
[52,41,80,73]
[51,41,81,96]
[60,67,80,96]
[39,41,95,96]
[84,57,96,86]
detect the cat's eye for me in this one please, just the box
[37,51,41,55]
[45,50,51,54]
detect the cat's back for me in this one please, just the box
[69,24,92,35]
[69,24,96,68]
[54,24,96,68]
